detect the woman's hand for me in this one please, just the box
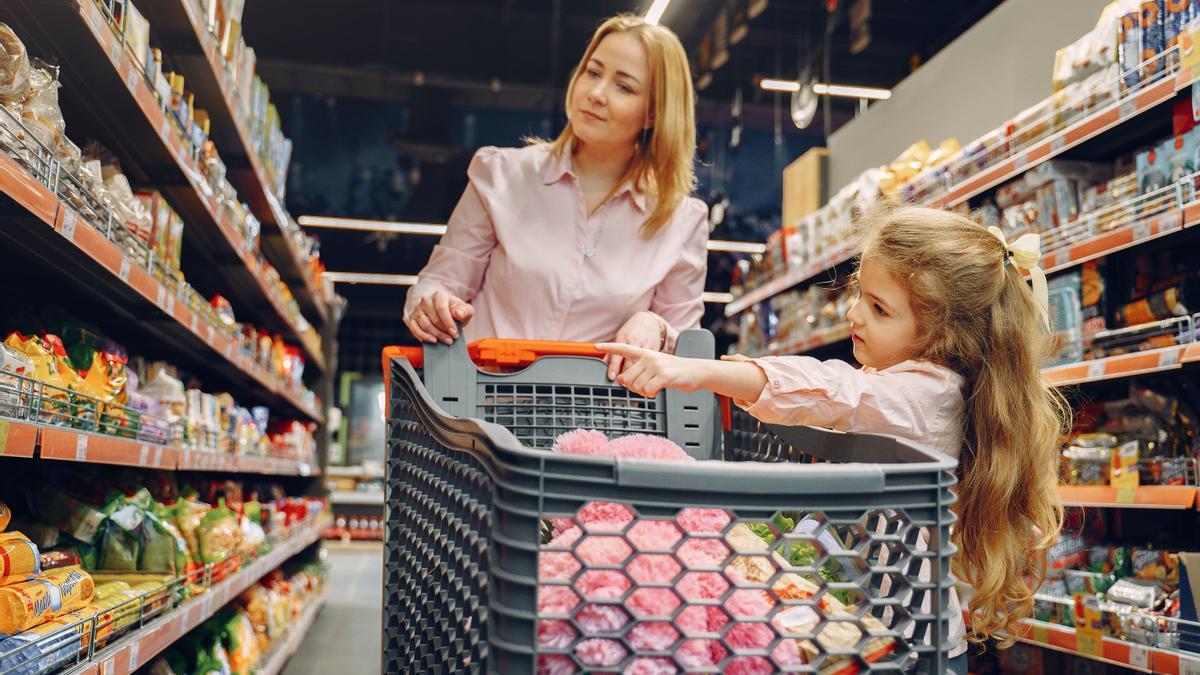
[405,290,475,344]
[604,311,667,380]
[596,343,709,398]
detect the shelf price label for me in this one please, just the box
[1012,151,1030,173]
[1119,97,1138,120]
[156,285,166,308]
[138,444,150,466]
[159,115,171,144]
[75,434,88,462]
[127,67,139,93]
[118,257,131,284]
[1126,642,1148,669]
[1086,360,1107,380]
[154,446,164,467]
[100,656,116,675]
[109,38,122,66]
[166,293,175,316]
[1030,623,1049,644]
[128,640,140,671]
[1159,348,1182,368]
[1073,593,1104,657]
[1182,654,1200,675]
[0,420,9,456]
[1132,219,1152,241]
[1051,134,1068,153]
[60,209,77,242]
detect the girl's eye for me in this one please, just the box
[873,304,887,317]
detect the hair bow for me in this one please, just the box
[987,226,1049,331]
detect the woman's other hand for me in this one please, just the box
[405,290,475,344]
[604,311,666,380]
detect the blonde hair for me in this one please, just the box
[545,14,697,237]
[858,205,1070,647]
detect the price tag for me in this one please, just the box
[1087,360,1106,380]
[159,115,171,144]
[1051,135,1068,153]
[60,209,77,241]
[156,285,166,308]
[75,434,88,462]
[153,446,164,467]
[1182,654,1200,675]
[109,38,122,65]
[1132,219,1152,241]
[224,342,233,360]
[1013,151,1030,173]
[1075,632,1102,656]
[100,656,116,675]
[129,640,140,671]
[1120,97,1138,119]
[191,315,198,333]
[1115,484,1138,503]
[166,294,175,316]
[139,444,150,466]
[127,67,139,92]
[1159,348,1182,368]
[0,420,9,456]
[1126,642,1148,669]
[1031,623,1049,644]
[118,257,131,283]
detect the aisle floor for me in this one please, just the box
[284,546,383,675]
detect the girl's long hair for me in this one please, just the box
[860,205,1070,646]
[542,14,696,237]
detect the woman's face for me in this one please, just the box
[569,32,652,152]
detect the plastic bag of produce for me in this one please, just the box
[98,493,146,572]
[220,610,260,675]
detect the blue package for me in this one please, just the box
[1165,0,1199,64]
[1142,0,1166,81]
[1048,272,1084,366]
[1121,4,1144,90]
[0,618,88,675]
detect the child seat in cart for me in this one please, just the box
[382,330,958,674]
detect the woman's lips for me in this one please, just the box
[581,110,604,122]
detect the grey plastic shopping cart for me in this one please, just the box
[382,331,958,674]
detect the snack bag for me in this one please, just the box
[173,499,210,564]
[0,532,41,585]
[198,500,240,565]
[98,492,148,572]
[221,610,260,675]
[32,486,104,545]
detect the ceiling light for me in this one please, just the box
[703,292,735,304]
[812,83,891,100]
[644,0,673,25]
[707,240,767,254]
[324,272,419,286]
[758,79,891,100]
[298,216,447,235]
[759,78,801,93]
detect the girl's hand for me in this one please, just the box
[596,343,708,398]
[604,311,667,380]
[405,290,475,344]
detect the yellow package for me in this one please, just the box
[0,500,9,531]
[92,580,132,602]
[0,531,41,585]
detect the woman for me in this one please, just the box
[404,14,708,379]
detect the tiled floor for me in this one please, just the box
[283,546,383,675]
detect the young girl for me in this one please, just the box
[598,205,1070,673]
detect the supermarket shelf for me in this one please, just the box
[725,245,856,317]
[330,490,384,506]
[0,419,39,458]
[256,590,328,675]
[0,152,323,423]
[1016,618,1200,674]
[1042,345,1186,387]
[2,0,326,372]
[64,517,325,675]
[1042,208,1187,274]
[927,72,1183,209]
[1058,485,1198,510]
[751,323,852,358]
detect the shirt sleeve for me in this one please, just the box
[404,148,502,319]
[735,356,945,441]
[650,198,708,352]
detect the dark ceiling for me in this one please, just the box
[239,0,1003,336]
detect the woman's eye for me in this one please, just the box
[618,83,634,93]
[586,69,600,78]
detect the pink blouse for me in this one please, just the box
[737,356,966,458]
[404,144,709,345]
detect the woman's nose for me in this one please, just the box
[587,81,606,105]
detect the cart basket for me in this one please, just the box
[383,332,958,674]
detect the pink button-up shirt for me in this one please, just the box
[737,355,969,657]
[737,356,966,458]
[405,144,709,344]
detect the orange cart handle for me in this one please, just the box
[383,339,604,372]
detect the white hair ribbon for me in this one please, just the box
[987,226,1049,331]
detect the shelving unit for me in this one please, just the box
[0,0,340,670]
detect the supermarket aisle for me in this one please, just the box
[284,546,384,675]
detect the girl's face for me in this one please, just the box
[569,32,652,152]
[846,256,920,370]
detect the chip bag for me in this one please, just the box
[198,500,240,565]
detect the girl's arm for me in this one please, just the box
[595,343,767,401]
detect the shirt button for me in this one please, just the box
[772,379,782,389]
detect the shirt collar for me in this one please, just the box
[540,141,648,213]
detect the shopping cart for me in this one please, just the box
[382,331,958,674]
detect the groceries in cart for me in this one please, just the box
[537,428,901,674]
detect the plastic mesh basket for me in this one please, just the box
[383,332,958,674]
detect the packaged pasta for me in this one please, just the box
[0,567,94,634]
[0,532,42,586]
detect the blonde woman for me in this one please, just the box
[404,14,707,379]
